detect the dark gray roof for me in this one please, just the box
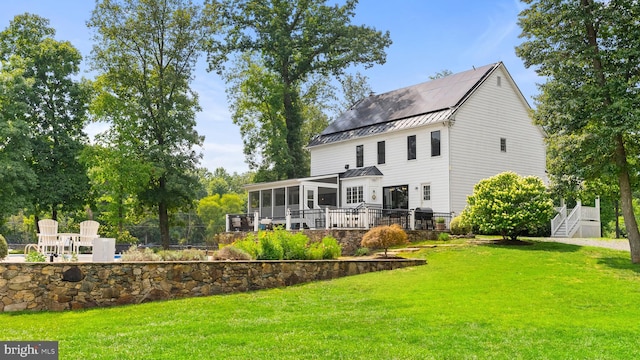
[310,63,499,147]
[340,166,383,178]
[309,109,453,146]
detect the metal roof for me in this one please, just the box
[309,63,499,147]
[340,166,384,179]
[309,108,454,146]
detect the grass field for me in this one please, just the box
[2,240,640,359]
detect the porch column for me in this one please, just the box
[286,208,291,230]
[254,211,259,232]
[409,209,415,230]
[365,207,370,230]
[225,214,230,232]
[325,207,330,230]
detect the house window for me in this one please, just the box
[497,76,502,87]
[307,189,314,209]
[423,185,431,201]
[287,186,299,206]
[431,130,441,157]
[249,191,260,211]
[407,135,416,160]
[346,186,364,204]
[377,141,385,164]
[500,138,507,152]
[383,185,409,209]
[356,145,363,168]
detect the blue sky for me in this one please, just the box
[1,0,540,175]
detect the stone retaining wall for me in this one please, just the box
[0,259,425,312]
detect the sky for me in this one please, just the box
[0,0,541,175]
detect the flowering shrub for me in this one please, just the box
[461,171,555,241]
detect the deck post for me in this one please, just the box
[365,207,370,230]
[409,209,415,230]
[254,211,259,232]
[325,207,330,230]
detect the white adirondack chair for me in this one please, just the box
[76,220,100,253]
[37,219,60,255]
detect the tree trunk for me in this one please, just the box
[159,201,170,250]
[159,176,170,250]
[581,3,640,262]
[614,134,640,263]
[615,201,620,239]
[282,83,304,179]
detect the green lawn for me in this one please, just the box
[2,240,640,359]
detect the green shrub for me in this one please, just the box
[0,234,7,261]
[214,246,252,260]
[157,249,207,261]
[121,246,161,261]
[257,232,284,260]
[320,236,341,259]
[232,236,260,259]
[361,224,408,258]
[25,251,46,262]
[354,247,370,257]
[178,249,207,261]
[463,171,555,241]
[306,242,325,260]
[306,237,342,260]
[280,231,309,260]
[450,216,471,235]
[438,232,450,241]
[157,250,181,261]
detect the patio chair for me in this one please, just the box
[231,216,242,231]
[37,219,60,255]
[76,220,100,253]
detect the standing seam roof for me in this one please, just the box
[309,63,499,148]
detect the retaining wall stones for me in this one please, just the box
[0,258,425,312]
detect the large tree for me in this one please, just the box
[0,14,91,222]
[88,0,211,249]
[224,54,332,181]
[0,63,36,222]
[209,0,391,180]
[517,0,640,262]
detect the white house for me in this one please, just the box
[236,62,550,231]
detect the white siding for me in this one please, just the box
[309,64,546,216]
[449,67,547,214]
[310,125,451,212]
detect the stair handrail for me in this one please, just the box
[565,203,582,238]
[551,205,567,236]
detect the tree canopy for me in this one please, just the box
[0,13,91,222]
[209,0,391,180]
[88,0,211,248]
[517,0,640,262]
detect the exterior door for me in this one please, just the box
[304,186,318,210]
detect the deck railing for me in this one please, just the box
[226,207,452,232]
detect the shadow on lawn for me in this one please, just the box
[597,256,640,273]
[478,239,581,253]
[479,239,640,273]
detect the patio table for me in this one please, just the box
[58,233,80,255]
